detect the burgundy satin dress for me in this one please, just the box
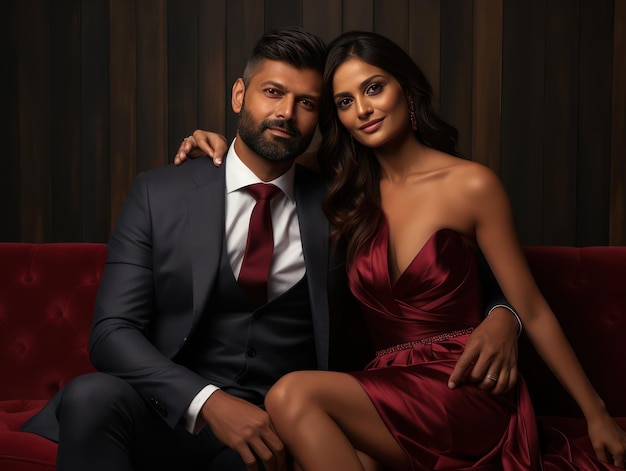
[347,218,620,470]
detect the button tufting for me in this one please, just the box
[12,340,27,358]
[51,309,64,320]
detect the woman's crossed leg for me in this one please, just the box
[265,370,409,471]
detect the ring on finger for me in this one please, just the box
[486,373,498,382]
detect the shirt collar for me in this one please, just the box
[225,138,296,202]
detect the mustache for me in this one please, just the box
[261,119,301,137]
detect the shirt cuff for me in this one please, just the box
[184,384,220,435]
[487,304,523,338]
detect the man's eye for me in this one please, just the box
[266,88,281,96]
[300,99,315,108]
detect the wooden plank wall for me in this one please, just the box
[1,0,624,245]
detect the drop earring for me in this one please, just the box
[409,98,418,131]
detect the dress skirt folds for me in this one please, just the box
[346,218,620,470]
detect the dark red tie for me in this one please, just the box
[238,183,281,306]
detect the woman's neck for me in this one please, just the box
[375,135,428,183]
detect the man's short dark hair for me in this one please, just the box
[243,26,327,85]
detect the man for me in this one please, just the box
[23,27,520,471]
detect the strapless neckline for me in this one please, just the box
[381,217,473,291]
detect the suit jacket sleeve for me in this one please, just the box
[89,170,211,429]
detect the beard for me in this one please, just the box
[237,101,314,162]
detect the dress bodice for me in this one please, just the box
[347,217,484,351]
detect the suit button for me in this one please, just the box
[247,348,257,358]
[149,397,168,417]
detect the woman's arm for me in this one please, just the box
[471,165,626,467]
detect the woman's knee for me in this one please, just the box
[265,371,315,423]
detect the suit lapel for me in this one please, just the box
[188,164,226,326]
[294,165,331,369]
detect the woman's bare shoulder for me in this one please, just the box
[447,157,502,194]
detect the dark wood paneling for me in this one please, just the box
[0,0,21,241]
[577,0,614,246]
[80,0,110,242]
[19,0,52,242]
[51,0,82,241]
[265,0,301,29]
[408,0,440,103]
[542,0,579,245]
[343,0,374,32]
[373,0,408,50]
[302,0,341,44]
[167,0,200,157]
[1,0,624,246]
[109,0,137,231]
[136,0,167,171]
[610,0,626,245]
[439,0,473,159]
[225,0,264,139]
[472,0,502,172]
[501,0,546,245]
[198,0,227,139]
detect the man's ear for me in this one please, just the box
[232,78,245,113]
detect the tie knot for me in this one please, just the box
[246,183,280,201]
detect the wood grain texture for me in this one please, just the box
[472,0,502,172]
[501,0,546,245]
[0,0,21,241]
[80,0,111,242]
[611,0,626,245]
[0,0,623,246]
[542,0,579,245]
[577,0,613,246]
[18,0,52,242]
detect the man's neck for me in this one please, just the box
[233,133,296,182]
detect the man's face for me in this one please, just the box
[232,59,322,163]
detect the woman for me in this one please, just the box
[179,31,626,471]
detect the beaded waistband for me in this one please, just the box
[375,327,474,357]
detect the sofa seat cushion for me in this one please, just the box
[0,400,56,470]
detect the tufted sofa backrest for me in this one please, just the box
[0,243,624,419]
[0,243,106,400]
[519,245,626,418]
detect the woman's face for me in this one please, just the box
[332,57,410,150]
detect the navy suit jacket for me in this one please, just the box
[88,158,349,429]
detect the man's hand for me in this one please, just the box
[201,390,287,471]
[174,130,229,166]
[448,308,519,394]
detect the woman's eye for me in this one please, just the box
[366,83,382,95]
[336,98,352,109]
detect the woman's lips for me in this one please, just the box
[359,118,384,133]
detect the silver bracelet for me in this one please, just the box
[487,304,522,338]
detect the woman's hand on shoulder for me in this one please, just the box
[174,130,229,166]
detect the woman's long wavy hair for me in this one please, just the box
[318,31,460,265]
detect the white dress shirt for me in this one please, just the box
[184,139,306,433]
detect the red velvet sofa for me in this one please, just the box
[1,242,625,469]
